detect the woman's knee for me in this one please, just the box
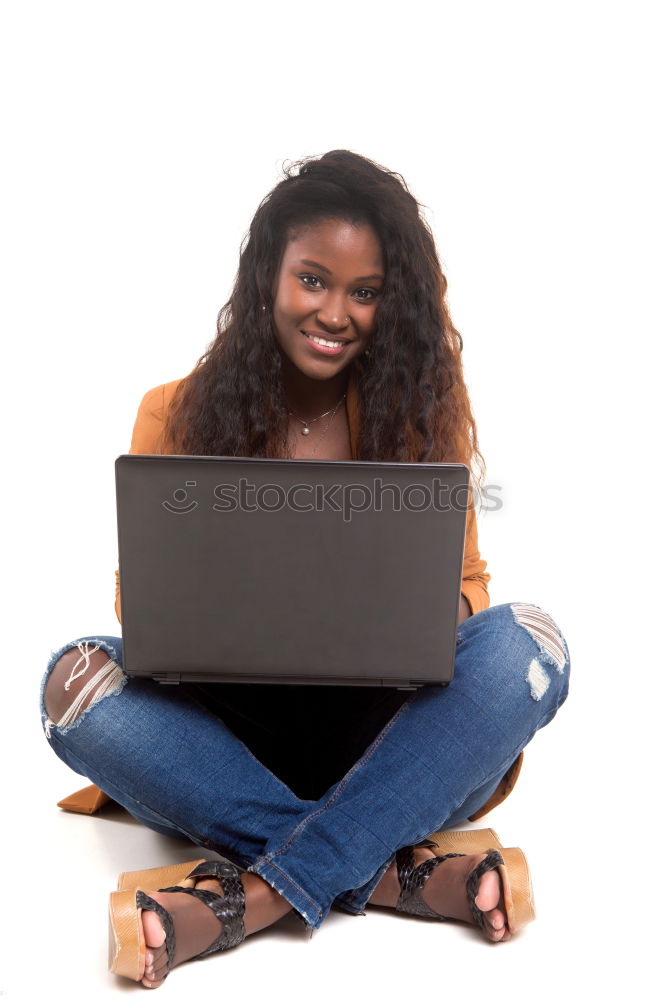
[41,636,126,739]
[461,601,570,708]
[507,602,571,705]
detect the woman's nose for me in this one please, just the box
[317,294,350,331]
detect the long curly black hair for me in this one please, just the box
[162,149,485,489]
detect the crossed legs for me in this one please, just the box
[42,603,570,984]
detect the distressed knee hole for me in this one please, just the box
[525,659,550,701]
[44,641,126,739]
[511,603,568,701]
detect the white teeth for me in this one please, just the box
[308,334,345,349]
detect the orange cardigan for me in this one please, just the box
[114,363,491,624]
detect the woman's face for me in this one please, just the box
[271,218,384,382]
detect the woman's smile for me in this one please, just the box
[300,330,352,355]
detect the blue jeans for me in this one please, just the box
[40,602,570,929]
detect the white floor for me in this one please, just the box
[3,644,659,1000]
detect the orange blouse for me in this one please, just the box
[114,364,491,624]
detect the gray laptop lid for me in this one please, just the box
[115,455,470,688]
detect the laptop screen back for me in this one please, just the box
[115,455,470,687]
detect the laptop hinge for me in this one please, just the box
[153,672,182,685]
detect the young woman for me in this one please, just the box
[41,150,570,988]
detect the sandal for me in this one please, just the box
[108,857,246,983]
[395,827,535,938]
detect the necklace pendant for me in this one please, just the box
[302,426,310,435]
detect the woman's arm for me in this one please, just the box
[457,594,472,624]
[114,383,169,624]
[459,502,491,616]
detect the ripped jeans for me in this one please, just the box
[40,602,570,929]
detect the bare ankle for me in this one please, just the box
[240,873,292,934]
[369,859,401,908]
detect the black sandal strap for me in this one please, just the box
[395,846,465,919]
[159,857,246,954]
[135,891,176,973]
[189,859,243,881]
[465,849,504,930]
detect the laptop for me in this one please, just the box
[115,455,470,689]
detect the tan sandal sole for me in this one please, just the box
[427,827,504,855]
[108,888,146,981]
[109,860,208,981]
[116,858,209,892]
[425,828,536,934]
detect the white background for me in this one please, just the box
[1,1,662,997]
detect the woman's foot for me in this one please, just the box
[369,846,509,943]
[139,873,292,988]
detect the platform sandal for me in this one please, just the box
[108,857,246,983]
[396,827,535,938]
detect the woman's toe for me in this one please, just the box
[474,869,501,912]
[142,909,167,950]
[473,869,506,941]
[141,957,168,988]
[141,974,165,988]
[140,907,168,986]
[151,951,169,975]
[483,907,506,941]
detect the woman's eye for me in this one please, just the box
[355,288,378,301]
[299,274,324,289]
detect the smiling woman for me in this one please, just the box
[158,150,482,477]
[40,149,570,988]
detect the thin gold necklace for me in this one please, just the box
[288,393,347,436]
[288,395,346,458]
